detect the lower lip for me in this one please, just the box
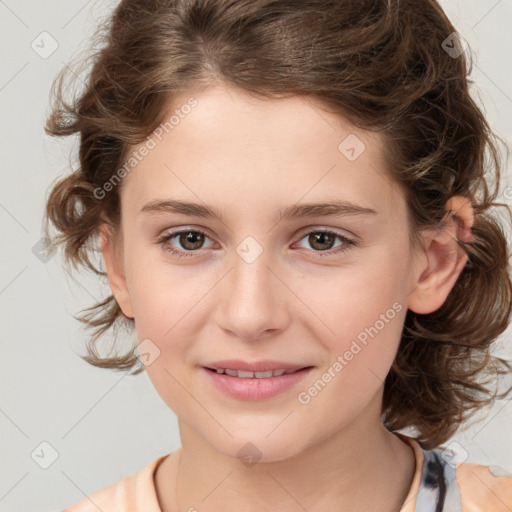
[202,367,314,401]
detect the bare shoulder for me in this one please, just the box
[456,461,512,512]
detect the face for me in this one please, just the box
[102,84,424,462]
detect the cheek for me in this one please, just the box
[123,250,199,411]
[123,242,187,329]
[299,286,406,431]
[302,250,407,334]
[122,246,212,377]
[304,250,408,380]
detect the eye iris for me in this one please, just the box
[310,232,335,251]
[180,231,204,250]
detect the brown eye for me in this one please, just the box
[157,228,356,260]
[308,232,336,251]
[295,229,356,257]
[157,229,214,258]
[177,231,205,250]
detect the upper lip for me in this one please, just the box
[204,359,312,372]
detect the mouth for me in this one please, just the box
[203,366,313,379]
[201,364,315,401]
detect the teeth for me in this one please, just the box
[213,368,299,378]
[238,370,261,378]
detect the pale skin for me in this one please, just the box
[100,83,474,512]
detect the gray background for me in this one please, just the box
[1,1,511,510]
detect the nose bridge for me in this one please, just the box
[232,242,272,300]
[215,236,288,338]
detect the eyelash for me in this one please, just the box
[156,228,357,259]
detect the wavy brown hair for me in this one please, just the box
[42,0,512,450]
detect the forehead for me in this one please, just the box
[120,85,406,222]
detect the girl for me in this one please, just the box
[43,0,512,510]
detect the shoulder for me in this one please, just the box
[417,442,512,512]
[455,460,512,511]
[61,455,168,512]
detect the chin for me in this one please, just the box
[205,430,309,465]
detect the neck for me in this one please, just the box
[155,402,415,512]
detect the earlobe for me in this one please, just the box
[99,223,135,319]
[407,195,474,315]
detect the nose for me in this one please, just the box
[213,249,291,341]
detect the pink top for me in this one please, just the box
[63,434,512,511]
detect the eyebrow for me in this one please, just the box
[140,199,377,223]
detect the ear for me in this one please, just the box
[99,222,135,319]
[407,195,474,315]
